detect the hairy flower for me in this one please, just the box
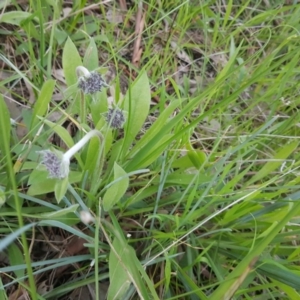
[38,150,69,179]
[105,108,126,129]
[37,130,104,179]
[77,67,108,94]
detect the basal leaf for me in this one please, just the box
[103,163,129,211]
[0,11,33,25]
[108,214,159,299]
[8,243,25,279]
[30,79,56,132]
[108,238,131,300]
[62,37,82,87]
[125,100,181,171]
[122,71,150,156]
[0,96,11,157]
[85,135,104,193]
[83,38,98,71]
[27,170,81,196]
[54,176,69,203]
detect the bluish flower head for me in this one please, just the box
[38,150,69,179]
[78,71,108,94]
[37,130,103,179]
[105,108,126,129]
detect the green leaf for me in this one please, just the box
[171,154,195,169]
[122,71,150,155]
[106,139,124,174]
[38,220,92,241]
[210,201,300,299]
[30,79,56,132]
[108,213,160,299]
[54,176,69,203]
[103,163,129,211]
[125,100,180,171]
[0,223,36,252]
[8,243,25,279]
[128,134,173,170]
[186,142,207,169]
[247,141,299,185]
[54,27,68,45]
[62,37,82,87]
[83,38,99,71]
[0,11,33,25]
[41,118,74,148]
[84,135,104,194]
[108,238,132,300]
[0,277,7,300]
[27,170,81,196]
[0,96,11,156]
[0,187,6,207]
[260,261,300,291]
[39,204,79,219]
[272,279,300,298]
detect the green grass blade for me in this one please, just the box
[210,201,300,299]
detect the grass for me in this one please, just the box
[1,0,300,299]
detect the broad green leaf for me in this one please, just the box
[0,96,11,156]
[62,37,82,87]
[125,104,183,171]
[122,71,150,155]
[54,28,68,45]
[0,96,14,202]
[54,176,69,203]
[27,170,81,196]
[0,11,33,25]
[164,251,171,293]
[108,238,131,300]
[103,163,129,211]
[91,97,107,125]
[8,243,25,279]
[84,135,104,193]
[94,118,113,155]
[0,277,6,300]
[0,187,6,207]
[106,139,124,175]
[186,142,207,169]
[30,79,56,132]
[84,135,101,173]
[127,98,180,159]
[83,38,98,71]
[20,15,40,40]
[109,213,159,299]
[171,154,195,169]
[0,96,24,209]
